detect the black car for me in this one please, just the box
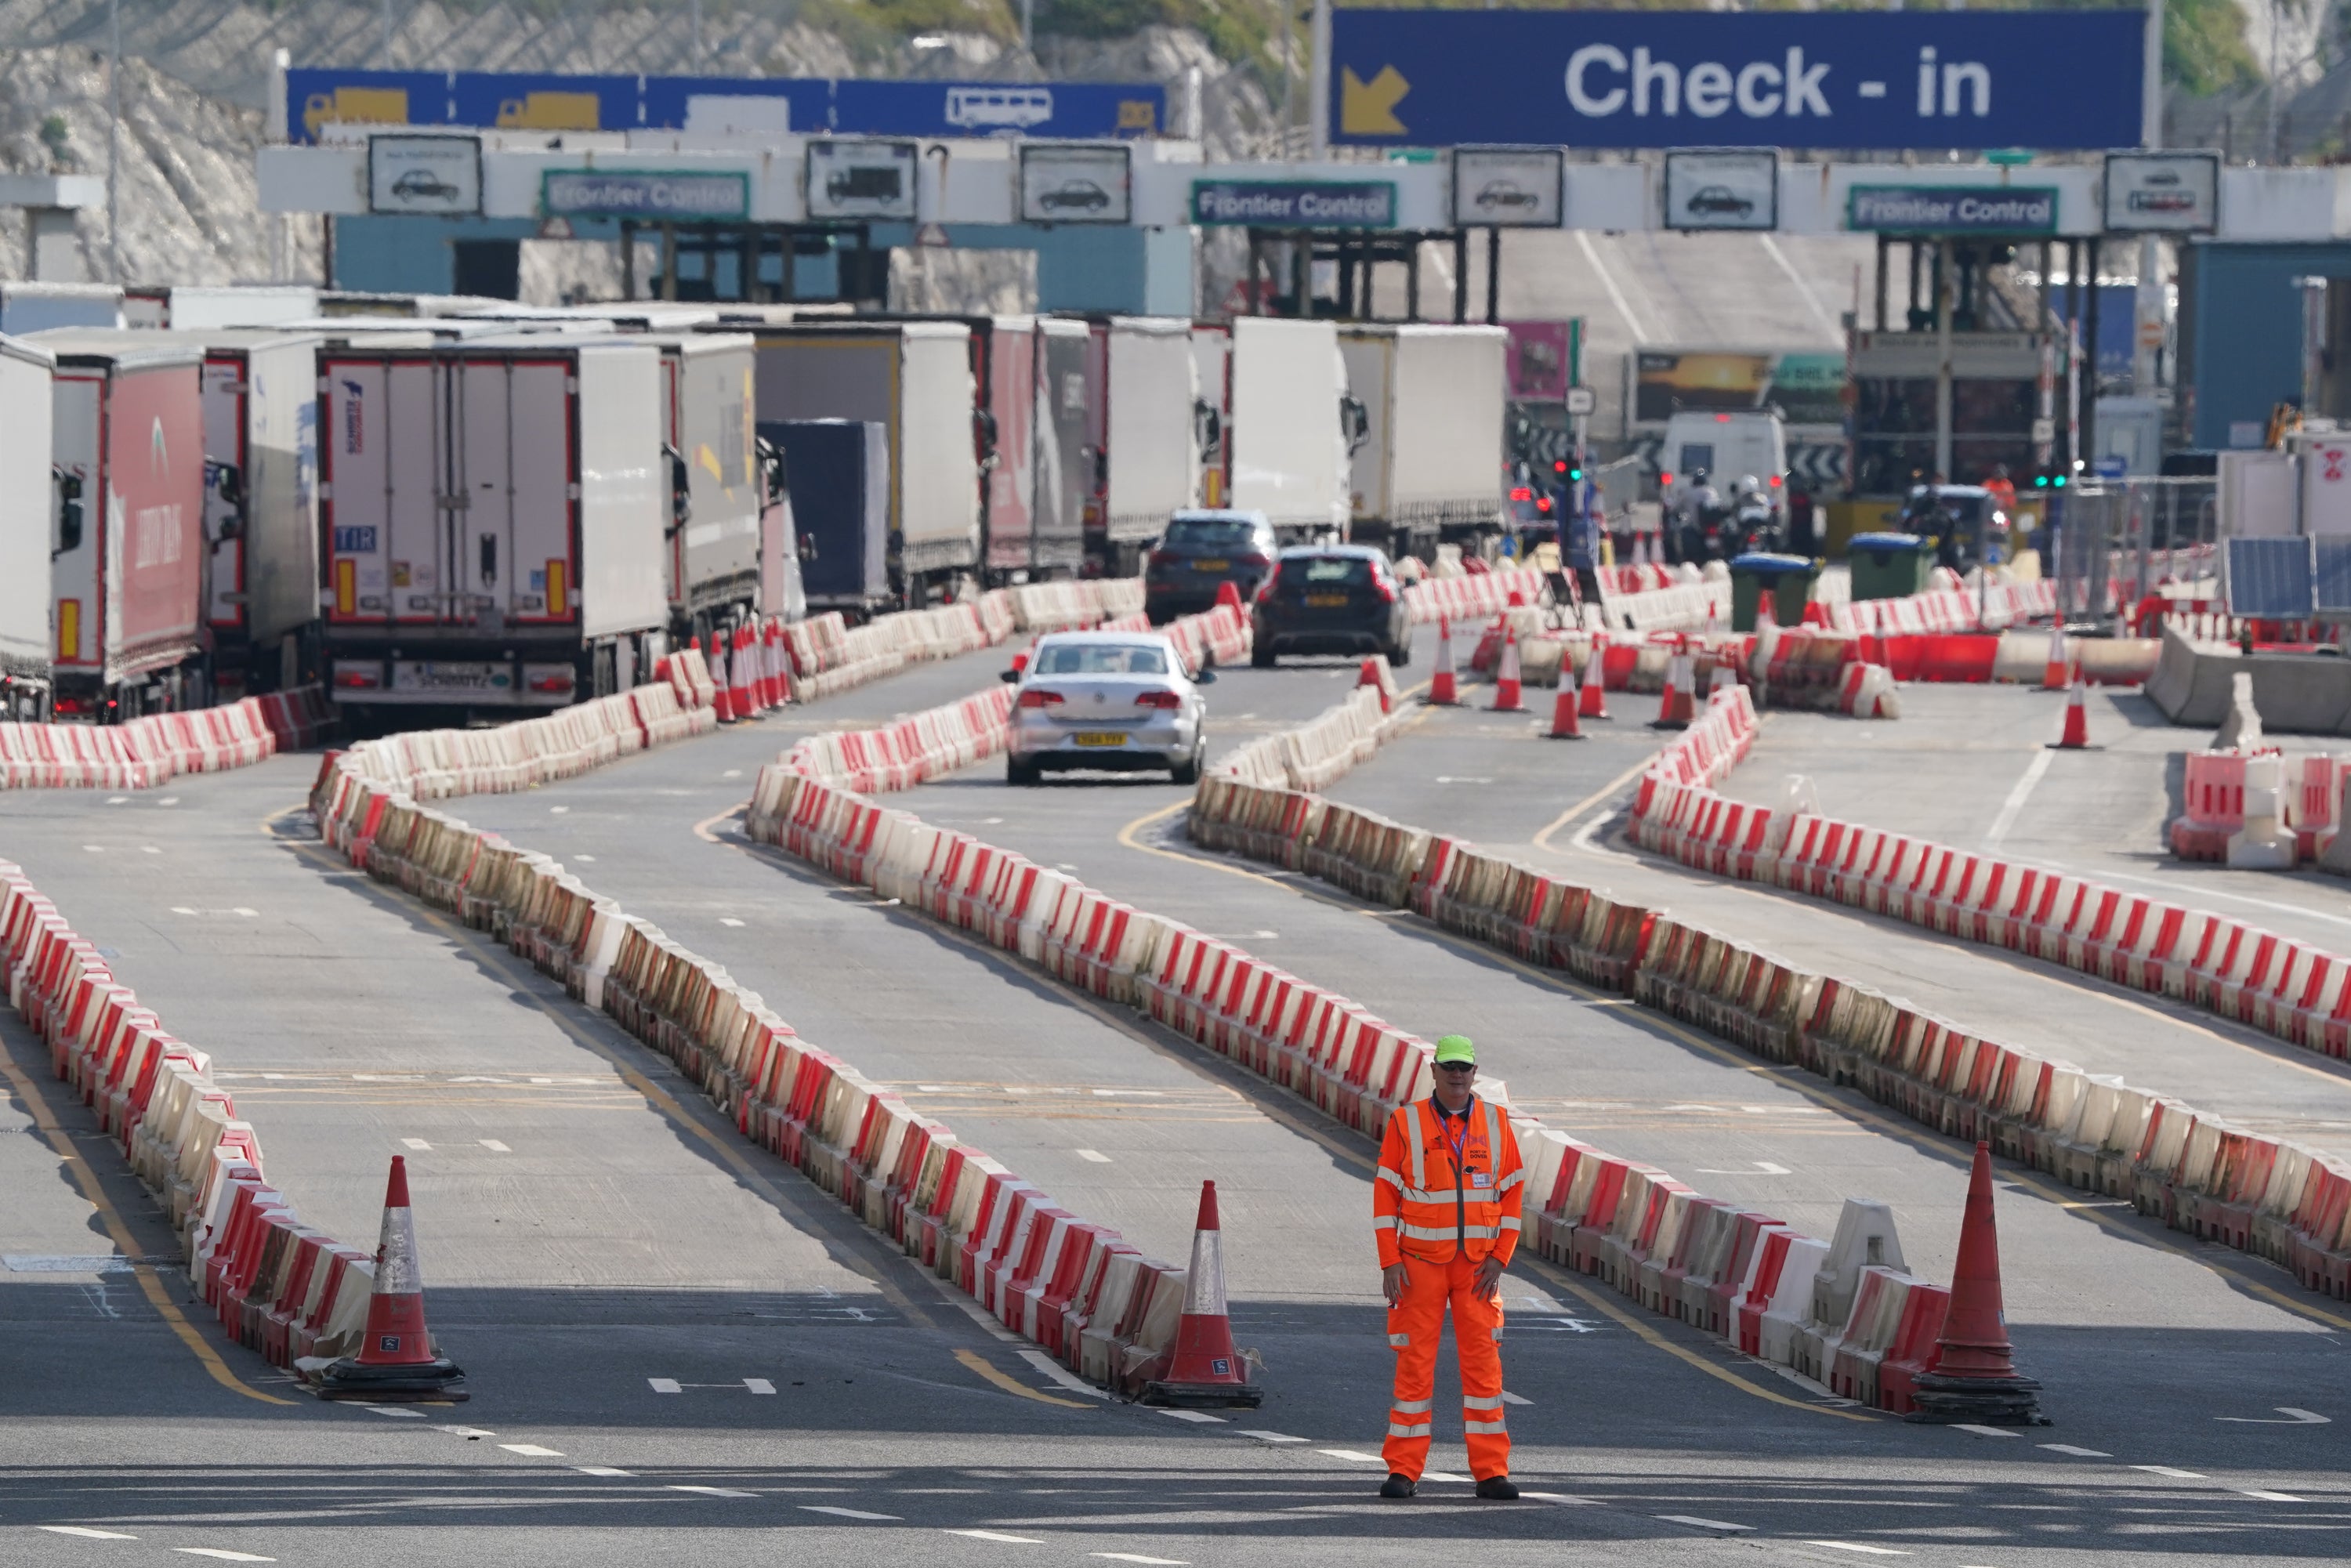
[1686,185,1754,217]
[1041,179,1112,212]
[1251,545,1411,668]
[391,168,458,201]
[1146,509,1277,621]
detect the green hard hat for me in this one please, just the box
[1433,1034,1476,1066]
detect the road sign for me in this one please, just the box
[806,139,918,220]
[1453,147,1561,227]
[541,168,747,220]
[1663,150,1777,232]
[368,134,481,215]
[1565,386,1596,417]
[2103,151,2219,234]
[1327,10,2144,151]
[1191,179,1396,229]
[1020,143,1132,225]
[1846,185,2057,234]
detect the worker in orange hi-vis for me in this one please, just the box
[1372,1034,1526,1501]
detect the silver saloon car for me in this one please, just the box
[1003,631,1212,784]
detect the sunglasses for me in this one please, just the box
[1435,1061,1476,1073]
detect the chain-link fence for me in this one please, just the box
[2051,476,2220,626]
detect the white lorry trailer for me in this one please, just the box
[1219,317,1354,541]
[1339,324,1508,559]
[652,332,769,638]
[0,336,54,717]
[745,321,981,606]
[1085,316,1200,576]
[317,336,668,714]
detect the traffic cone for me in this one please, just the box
[2051,668,2090,750]
[763,619,790,709]
[1708,661,1738,697]
[312,1156,466,1402]
[1143,1181,1262,1409]
[1755,587,1777,630]
[707,633,735,723]
[1215,580,1244,616]
[1358,657,1392,715]
[1578,640,1610,719]
[1490,628,1525,712]
[1431,618,1459,705]
[1653,650,1695,729]
[2041,626,2069,691]
[1549,662,1583,739]
[1906,1142,2046,1425]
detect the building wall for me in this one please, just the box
[2184,240,2351,450]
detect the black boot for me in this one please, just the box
[1475,1476,1520,1501]
[1379,1472,1417,1499]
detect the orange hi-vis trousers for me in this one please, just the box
[1382,1252,1509,1481]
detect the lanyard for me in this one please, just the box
[1436,1097,1474,1175]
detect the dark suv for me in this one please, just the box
[1251,545,1411,667]
[1145,509,1277,621]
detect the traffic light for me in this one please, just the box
[2031,469,2068,491]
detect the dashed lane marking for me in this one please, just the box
[1523,1493,1599,1506]
[2219,1407,2330,1425]
[2237,1490,2309,1502]
[951,1530,1047,1544]
[479,1139,510,1152]
[1092,1556,1188,1566]
[400,1138,431,1150]
[719,918,746,927]
[1076,1148,1112,1162]
[1317,1450,1382,1463]
[575,1467,635,1478]
[746,1378,777,1394]
[437,1425,494,1439]
[498,1444,564,1458]
[671,1486,759,1497]
[649,1378,683,1393]
[2038,1443,2112,1457]
[2132,1465,2207,1478]
[353,1405,426,1419]
[801,1506,902,1521]
[1951,1425,2021,1439]
[1236,1430,1307,1443]
[1803,1544,1910,1556]
[39,1526,138,1539]
[172,1553,275,1563]
[1657,1515,1753,1532]
[1155,1409,1225,1424]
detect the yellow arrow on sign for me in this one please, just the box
[1341,66,1409,136]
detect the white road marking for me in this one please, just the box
[1075,1149,1112,1163]
[550,806,568,813]
[1803,1544,1910,1556]
[1236,1430,1308,1443]
[1985,747,2056,847]
[2038,1443,2112,1458]
[2132,1465,2207,1478]
[1317,1449,1383,1462]
[1433,777,1493,784]
[1016,1349,1110,1399]
[354,1405,426,1418]
[723,770,743,779]
[1155,1408,1224,1423]
[479,1140,510,1153]
[1500,1391,1532,1406]
[139,846,161,855]
[400,1139,431,1150]
[1523,1492,1599,1505]
[951,1530,1046,1544]
[83,845,104,853]
[671,1485,759,1497]
[1575,230,1651,340]
[800,1505,901,1521]
[172,1553,274,1563]
[498,1443,564,1457]
[1951,1424,2022,1439]
[2219,1407,2331,1425]
[719,918,746,927]
[575,1466,636,1478]
[40,1526,137,1538]
[2237,1490,2308,1502]
[437,1425,494,1439]
[1422,1471,1470,1483]
[1698,1162,1792,1175]
[648,1378,683,1394]
[1658,1515,1754,1531]
[158,798,178,806]
[744,1378,777,1394]
[1092,1556,1188,1566]
[1759,233,1842,339]
[575,854,596,863]
[107,796,127,805]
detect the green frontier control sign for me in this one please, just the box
[1191,179,1397,228]
[1846,184,2057,234]
[542,168,751,220]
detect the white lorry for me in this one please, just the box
[650,332,769,637]
[1086,316,1201,576]
[1218,317,1355,541]
[747,320,981,605]
[1339,324,1508,559]
[0,336,55,717]
[317,335,668,713]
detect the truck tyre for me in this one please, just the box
[1007,755,1041,786]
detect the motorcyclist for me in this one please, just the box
[1675,467,1723,562]
[1731,474,1776,553]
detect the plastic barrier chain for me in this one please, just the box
[0,860,380,1372]
[0,687,333,791]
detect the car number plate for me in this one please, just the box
[1072,731,1128,747]
[1306,592,1349,607]
[1193,557,1229,570]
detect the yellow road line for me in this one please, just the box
[953,1347,1094,1410]
[0,1055,296,1407]
[1531,755,1654,852]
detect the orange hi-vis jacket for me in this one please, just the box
[1374,1094,1526,1269]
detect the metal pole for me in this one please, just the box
[381,0,392,56]
[1484,226,1499,324]
[107,0,119,284]
[1309,0,1332,159]
[2299,275,2331,417]
[621,219,636,299]
[1933,237,1954,483]
[1874,234,1889,330]
[2082,237,2103,469]
[1453,230,1468,323]
[1020,0,1033,53]
[2135,0,2166,398]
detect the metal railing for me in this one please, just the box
[2052,476,2219,627]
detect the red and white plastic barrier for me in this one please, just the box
[0,686,333,791]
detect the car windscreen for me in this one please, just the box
[1911,494,1986,527]
[1165,518,1262,549]
[1034,643,1170,675]
[1294,556,1375,585]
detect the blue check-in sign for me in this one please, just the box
[1192,179,1397,228]
[1846,185,2056,234]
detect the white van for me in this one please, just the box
[1660,410,1789,524]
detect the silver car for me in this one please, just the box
[1002,631,1212,785]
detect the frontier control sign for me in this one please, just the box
[1192,180,1396,229]
[1847,186,2057,234]
[1328,11,2145,151]
[542,168,749,220]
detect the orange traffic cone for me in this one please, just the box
[1906,1142,2046,1425]
[1358,657,1392,714]
[1708,661,1738,697]
[1430,618,1459,705]
[1490,628,1526,712]
[764,618,791,708]
[729,625,759,715]
[2041,626,2069,691]
[1144,1180,1262,1409]
[2052,668,2090,749]
[1578,640,1610,719]
[1755,586,1777,629]
[1549,662,1583,739]
[1653,650,1695,730]
[707,633,736,723]
[313,1156,465,1401]
[1215,580,1244,614]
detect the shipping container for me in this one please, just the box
[124,286,322,331]
[1085,316,1200,574]
[1224,317,1353,538]
[1339,324,1507,557]
[34,333,205,714]
[766,420,889,613]
[4,284,125,335]
[1034,317,1091,576]
[650,332,766,633]
[317,336,668,712]
[0,336,56,716]
[744,322,981,603]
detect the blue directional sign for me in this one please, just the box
[1328,10,2146,152]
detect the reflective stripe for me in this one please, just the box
[1390,1398,1433,1414]
[1462,1395,1505,1410]
[1375,1166,1404,1190]
[1401,1187,1462,1204]
[1498,1216,1522,1233]
[1387,1421,1431,1439]
[1406,1106,1426,1190]
[1497,1169,1525,1191]
[1463,1419,1508,1434]
[1491,1325,1505,1340]
[1388,1332,1410,1347]
[1371,1215,1398,1230]
[1399,1221,1500,1242]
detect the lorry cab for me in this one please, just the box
[1660,410,1788,524]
